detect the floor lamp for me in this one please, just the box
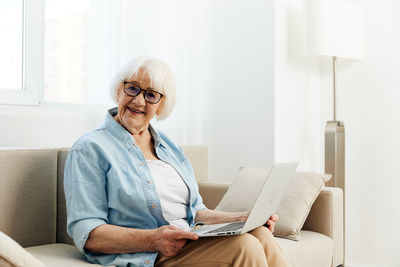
[307,0,364,264]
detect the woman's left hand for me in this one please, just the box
[266,214,279,233]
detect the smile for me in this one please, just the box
[127,107,145,115]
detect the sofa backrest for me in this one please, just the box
[56,148,74,245]
[0,146,209,247]
[181,146,208,181]
[0,149,58,247]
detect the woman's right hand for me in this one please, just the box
[152,225,199,257]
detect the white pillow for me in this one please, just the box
[0,231,46,267]
[273,171,331,240]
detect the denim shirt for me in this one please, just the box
[64,107,207,267]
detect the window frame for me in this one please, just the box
[0,0,44,106]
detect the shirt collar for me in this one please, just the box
[148,123,163,148]
[105,107,165,148]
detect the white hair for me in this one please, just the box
[110,56,176,120]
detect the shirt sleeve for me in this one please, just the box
[64,148,109,253]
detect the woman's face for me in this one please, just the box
[115,67,164,135]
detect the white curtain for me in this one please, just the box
[92,0,209,145]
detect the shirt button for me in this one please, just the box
[152,203,157,208]
[140,162,144,166]
[147,180,151,184]
[145,259,150,264]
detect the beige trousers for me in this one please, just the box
[155,226,290,267]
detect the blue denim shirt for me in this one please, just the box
[64,107,207,267]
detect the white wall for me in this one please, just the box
[275,0,323,172]
[203,0,275,180]
[277,0,400,266]
[329,0,400,266]
[0,105,104,148]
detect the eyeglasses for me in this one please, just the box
[123,81,163,104]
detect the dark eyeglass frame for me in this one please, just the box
[123,81,163,104]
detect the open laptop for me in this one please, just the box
[191,162,298,237]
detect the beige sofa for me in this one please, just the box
[0,146,343,267]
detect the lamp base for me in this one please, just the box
[325,120,346,264]
[325,121,345,190]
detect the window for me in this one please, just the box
[43,0,111,106]
[0,0,111,107]
[0,0,43,105]
[44,0,89,103]
[0,0,23,91]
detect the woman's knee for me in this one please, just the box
[231,234,268,266]
[250,226,275,242]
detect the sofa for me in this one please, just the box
[0,146,343,267]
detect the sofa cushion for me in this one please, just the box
[274,172,331,240]
[0,231,46,267]
[276,230,333,267]
[198,181,231,210]
[0,149,57,247]
[26,244,107,267]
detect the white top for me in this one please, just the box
[146,160,190,231]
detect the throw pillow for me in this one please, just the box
[273,171,331,240]
[0,231,46,267]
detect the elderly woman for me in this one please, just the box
[64,57,289,267]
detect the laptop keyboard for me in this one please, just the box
[205,221,245,234]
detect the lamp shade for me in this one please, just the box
[307,0,364,60]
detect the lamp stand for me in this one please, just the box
[325,56,345,265]
[324,120,345,266]
[325,56,345,189]
[325,121,345,190]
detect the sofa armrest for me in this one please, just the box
[198,181,230,210]
[303,187,344,267]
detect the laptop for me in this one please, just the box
[191,162,298,237]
